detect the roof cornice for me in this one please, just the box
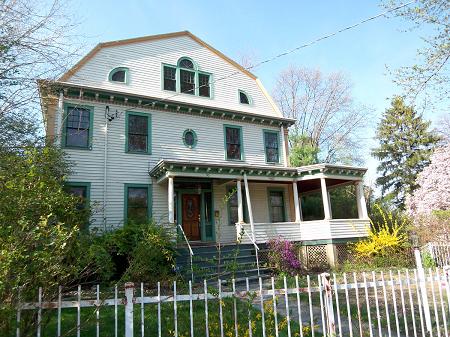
[38,80,297,127]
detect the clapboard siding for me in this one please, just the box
[62,99,284,230]
[66,36,280,118]
[215,182,292,243]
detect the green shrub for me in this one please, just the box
[0,146,92,335]
[348,204,413,269]
[87,221,177,284]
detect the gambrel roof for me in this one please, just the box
[60,31,257,82]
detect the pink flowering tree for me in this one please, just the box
[407,144,450,216]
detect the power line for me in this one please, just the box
[55,0,416,137]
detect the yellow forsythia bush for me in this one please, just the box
[354,204,409,258]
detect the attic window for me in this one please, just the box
[109,67,128,83]
[162,57,212,98]
[239,90,250,105]
[179,58,194,69]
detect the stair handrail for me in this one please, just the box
[242,227,260,276]
[242,228,259,250]
[178,224,194,282]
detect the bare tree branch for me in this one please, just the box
[273,66,370,165]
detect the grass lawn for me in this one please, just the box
[38,297,309,337]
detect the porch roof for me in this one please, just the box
[149,159,298,183]
[149,159,367,184]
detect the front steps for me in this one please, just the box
[176,243,272,284]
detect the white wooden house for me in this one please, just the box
[39,31,369,266]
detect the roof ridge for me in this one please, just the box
[59,30,257,81]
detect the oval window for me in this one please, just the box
[183,129,197,148]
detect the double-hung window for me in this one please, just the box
[268,190,286,223]
[163,66,176,91]
[125,184,151,223]
[64,182,90,210]
[224,125,243,160]
[198,73,210,97]
[264,130,280,163]
[180,69,195,95]
[162,58,212,98]
[64,105,93,149]
[126,112,151,154]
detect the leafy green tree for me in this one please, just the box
[372,96,440,209]
[0,146,91,335]
[289,134,319,166]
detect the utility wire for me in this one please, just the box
[55,0,417,137]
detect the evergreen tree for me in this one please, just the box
[372,96,440,209]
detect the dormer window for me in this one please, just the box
[239,90,250,105]
[162,57,212,98]
[109,67,129,84]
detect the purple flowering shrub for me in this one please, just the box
[267,237,301,275]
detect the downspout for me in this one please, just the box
[55,92,63,146]
[103,106,109,231]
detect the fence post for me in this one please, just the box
[125,282,134,337]
[321,272,336,336]
[414,249,432,333]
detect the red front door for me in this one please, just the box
[182,194,201,240]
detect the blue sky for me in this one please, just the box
[69,0,437,185]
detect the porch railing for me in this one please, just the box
[238,219,370,244]
[178,224,194,282]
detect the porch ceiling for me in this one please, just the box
[297,178,355,194]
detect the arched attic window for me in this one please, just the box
[109,67,129,84]
[178,58,196,95]
[239,90,251,105]
[162,57,211,98]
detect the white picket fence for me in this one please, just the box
[15,267,450,337]
[422,242,450,267]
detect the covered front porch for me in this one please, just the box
[239,164,370,244]
[149,160,370,246]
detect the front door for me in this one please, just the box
[182,194,201,240]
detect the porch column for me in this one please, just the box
[292,180,301,222]
[320,177,332,220]
[355,181,368,219]
[236,180,244,223]
[243,173,255,241]
[168,176,175,224]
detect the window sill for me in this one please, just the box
[62,146,92,151]
[161,88,213,100]
[125,151,152,155]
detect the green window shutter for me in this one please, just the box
[263,130,280,163]
[125,112,151,154]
